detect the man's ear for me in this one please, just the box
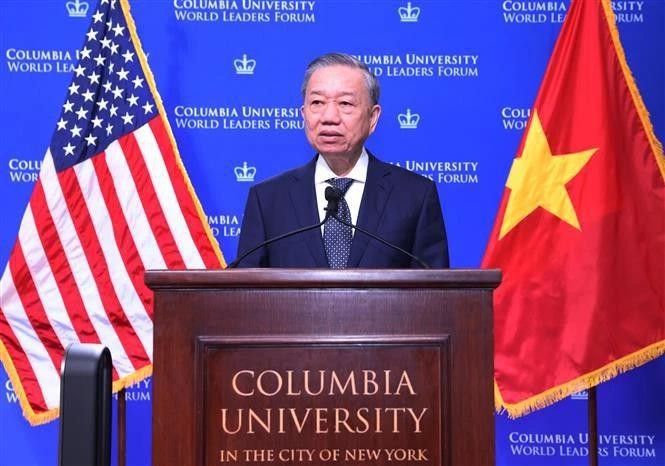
[368,105,382,134]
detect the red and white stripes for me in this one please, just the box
[0,116,221,417]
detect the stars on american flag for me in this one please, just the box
[112,23,126,37]
[51,0,156,170]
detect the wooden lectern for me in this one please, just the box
[146,269,500,466]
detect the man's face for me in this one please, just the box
[302,65,381,160]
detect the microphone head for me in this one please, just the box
[324,186,342,216]
[325,186,342,202]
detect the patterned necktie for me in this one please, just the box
[323,177,354,269]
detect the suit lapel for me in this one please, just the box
[348,154,393,267]
[289,157,329,267]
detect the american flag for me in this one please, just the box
[0,0,223,425]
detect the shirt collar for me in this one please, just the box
[315,148,369,184]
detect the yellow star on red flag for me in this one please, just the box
[500,110,598,239]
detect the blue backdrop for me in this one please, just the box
[0,1,663,465]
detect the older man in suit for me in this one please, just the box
[236,53,449,268]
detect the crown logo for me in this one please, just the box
[570,390,588,400]
[398,109,420,129]
[66,0,89,17]
[234,54,256,75]
[234,162,256,182]
[398,2,420,22]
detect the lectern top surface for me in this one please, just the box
[144,268,501,289]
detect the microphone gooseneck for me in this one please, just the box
[329,213,431,269]
[230,184,431,269]
[325,184,430,268]
[229,188,343,268]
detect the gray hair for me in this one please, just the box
[301,52,380,106]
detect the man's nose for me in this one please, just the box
[321,102,341,123]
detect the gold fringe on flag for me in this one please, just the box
[495,340,665,418]
[0,339,59,425]
[599,0,665,181]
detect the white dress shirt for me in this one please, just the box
[314,149,368,235]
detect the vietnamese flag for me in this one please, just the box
[483,0,665,417]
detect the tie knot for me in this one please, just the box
[327,177,354,194]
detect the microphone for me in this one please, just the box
[323,186,431,269]
[324,186,341,217]
[228,190,340,268]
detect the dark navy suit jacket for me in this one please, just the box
[236,153,449,268]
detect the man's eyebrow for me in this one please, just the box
[307,90,357,97]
